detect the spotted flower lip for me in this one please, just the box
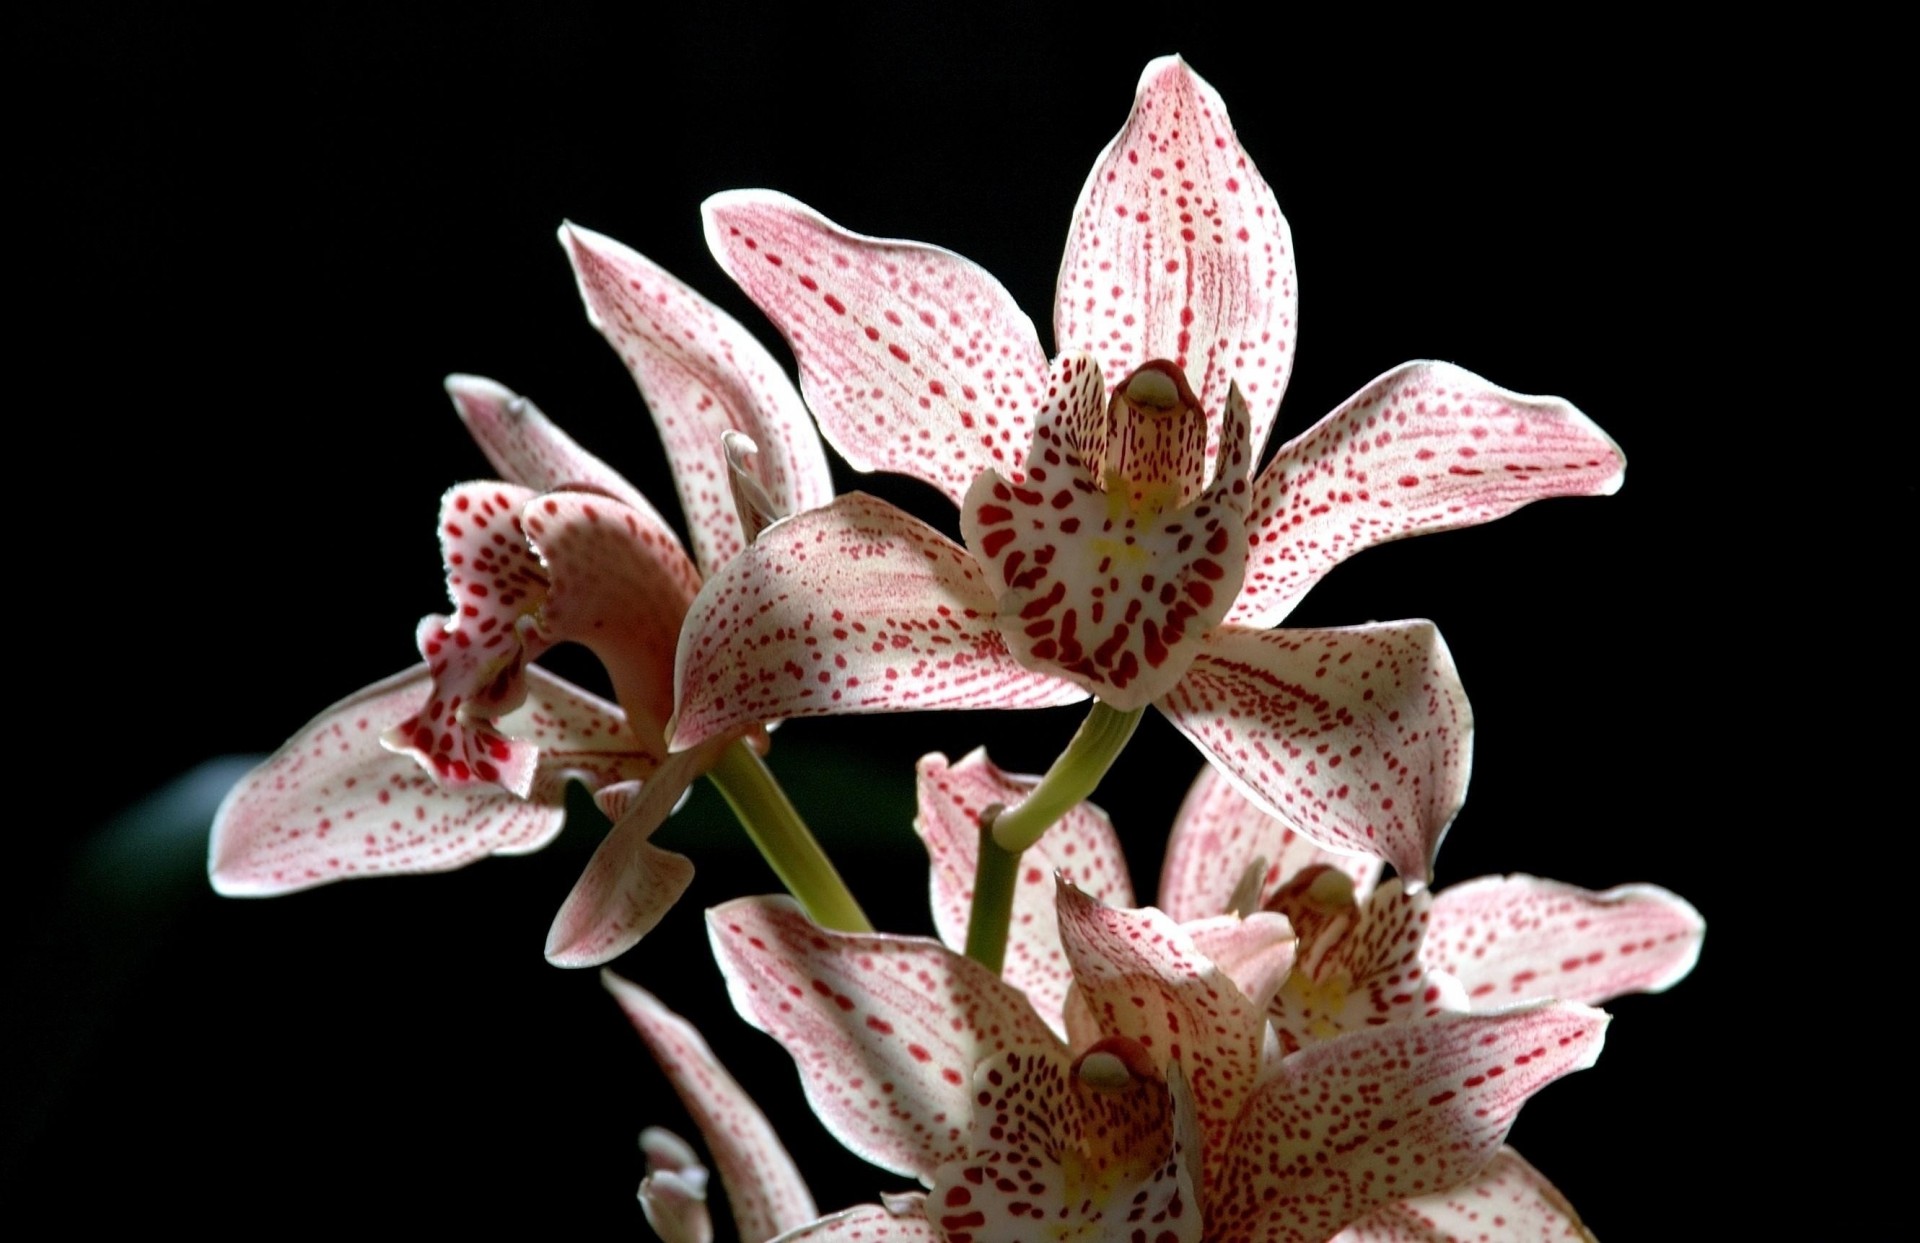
[668,56,1623,885]
[209,224,834,967]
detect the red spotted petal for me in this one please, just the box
[1055,885,1267,1181]
[670,493,1087,751]
[703,190,1049,508]
[210,666,655,895]
[443,374,654,514]
[521,490,703,742]
[383,482,551,795]
[913,749,1133,1037]
[1425,876,1705,1009]
[769,1204,942,1242]
[1333,1147,1596,1242]
[1158,621,1472,886]
[1160,762,1385,924]
[1057,56,1296,472]
[1233,362,1625,629]
[962,360,1252,710]
[1182,914,1297,1017]
[560,223,834,577]
[603,974,820,1242]
[706,896,1059,1182]
[1212,1005,1608,1243]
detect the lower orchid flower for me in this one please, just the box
[209,224,868,964]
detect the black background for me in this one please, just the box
[14,5,1769,1236]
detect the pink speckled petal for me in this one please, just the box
[1232,362,1625,629]
[703,190,1049,508]
[962,364,1252,710]
[443,374,653,514]
[604,974,820,1241]
[560,223,834,578]
[521,490,703,741]
[928,1042,1203,1243]
[1426,876,1705,1010]
[913,749,1133,1037]
[638,1127,713,1243]
[1057,56,1296,470]
[769,1204,941,1243]
[1160,762,1386,924]
[1158,620,1472,886]
[670,492,1087,751]
[706,896,1059,1182]
[1055,885,1265,1178]
[1183,914,1298,1017]
[209,666,654,895]
[383,482,551,795]
[1333,1147,1596,1243]
[1212,1004,1608,1243]
[545,743,727,967]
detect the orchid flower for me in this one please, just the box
[209,225,865,964]
[667,57,1623,889]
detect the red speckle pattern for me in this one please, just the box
[1056,56,1296,476]
[1159,761,1384,925]
[704,191,1050,510]
[1232,361,1624,630]
[913,748,1134,1037]
[1334,1147,1597,1242]
[604,974,819,1241]
[561,223,834,577]
[771,1203,943,1242]
[444,373,656,515]
[962,357,1253,709]
[670,493,1088,750]
[1159,621,1471,886]
[706,897,1059,1182]
[209,666,654,894]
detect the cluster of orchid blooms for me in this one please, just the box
[212,58,1702,1242]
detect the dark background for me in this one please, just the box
[15,4,1767,1235]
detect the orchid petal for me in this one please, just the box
[210,666,654,895]
[1212,1004,1608,1243]
[1055,884,1266,1176]
[604,975,820,1242]
[1057,56,1296,471]
[545,744,725,967]
[670,492,1087,751]
[443,374,654,513]
[1160,762,1385,925]
[963,359,1252,709]
[706,896,1058,1182]
[913,749,1133,1037]
[1183,913,1298,1016]
[1231,362,1625,629]
[1269,879,1459,1057]
[559,222,834,577]
[1333,1147,1596,1243]
[1158,620,1472,886]
[639,1127,714,1243]
[521,490,702,741]
[703,190,1049,508]
[928,1044,1203,1243]
[1425,875,1706,1009]
[767,1204,941,1243]
[382,482,551,796]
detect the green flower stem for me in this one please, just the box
[707,739,872,934]
[963,700,1144,973]
[989,701,1144,853]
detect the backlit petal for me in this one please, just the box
[768,1205,941,1243]
[1158,621,1472,886]
[443,373,654,513]
[1333,1147,1596,1243]
[670,493,1086,751]
[706,896,1059,1181]
[1425,876,1705,1009]
[1212,1005,1608,1243]
[1057,56,1296,470]
[1269,879,1459,1057]
[703,190,1049,508]
[560,222,834,577]
[913,749,1133,1037]
[604,975,820,1242]
[209,666,654,895]
[1232,362,1625,629]
[1160,762,1385,924]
